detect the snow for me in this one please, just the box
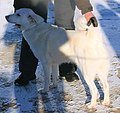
[0,0,120,112]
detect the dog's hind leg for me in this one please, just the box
[99,72,110,106]
[84,73,97,109]
[52,64,59,88]
[80,60,98,109]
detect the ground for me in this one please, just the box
[0,0,120,113]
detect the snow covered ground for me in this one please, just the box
[0,0,120,112]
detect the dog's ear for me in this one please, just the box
[28,14,44,24]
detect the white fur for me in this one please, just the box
[6,8,110,109]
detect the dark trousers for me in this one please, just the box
[14,0,77,77]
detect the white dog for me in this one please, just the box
[6,8,110,109]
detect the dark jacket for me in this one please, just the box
[54,0,93,29]
[75,0,93,14]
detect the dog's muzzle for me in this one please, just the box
[5,16,9,21]
[5,16,21,28]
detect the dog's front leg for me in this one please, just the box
[52,64,59,88]
[42,63,51,93]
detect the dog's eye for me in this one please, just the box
[17,14,21,16]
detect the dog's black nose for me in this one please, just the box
[5,16,9,21]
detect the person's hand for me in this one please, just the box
[84,12,98,27]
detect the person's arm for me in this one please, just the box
[75,0,98,27]
[75,0,93,14]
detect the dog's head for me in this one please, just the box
[5,8,44,31]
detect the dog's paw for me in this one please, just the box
[49,82,57,89]
[102,101,112,107]
[86,103,97,111]
[88,104,96,109]
[52,84,57,88]
[41,90,48,94]
[85,104,97,112]
[41,88,49,94]
[86,108,97,113]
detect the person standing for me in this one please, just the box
[14,0,98,86]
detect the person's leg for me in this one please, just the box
[54,0,75,29]
[54,0,79,82]
[15,38,38,85]
[14,0,49,85]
